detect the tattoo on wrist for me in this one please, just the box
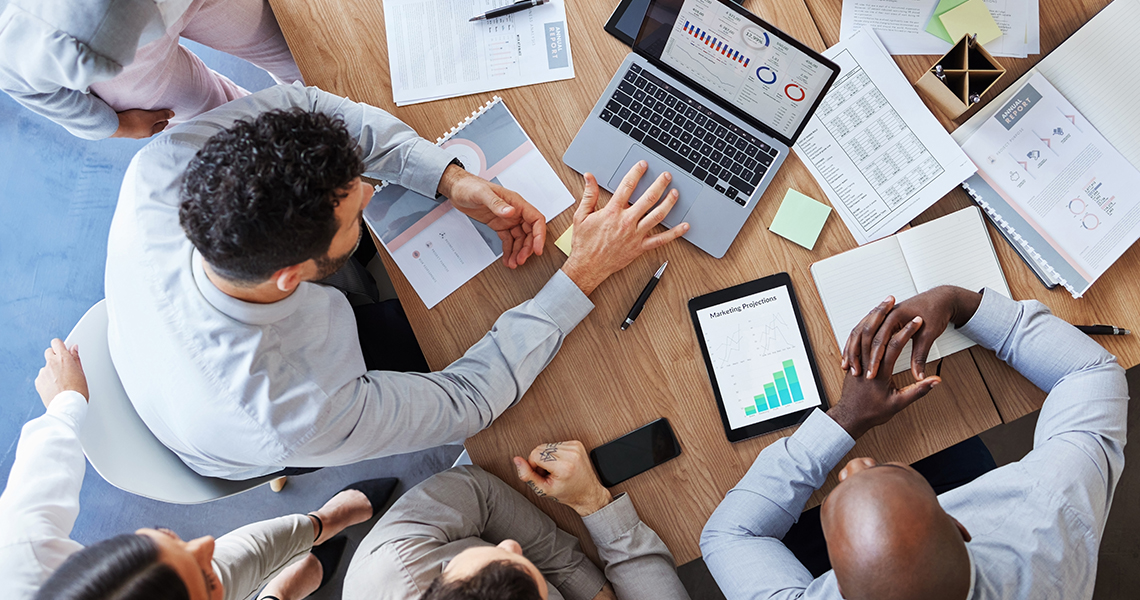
[525,480,558,502]
[538,443,561,462]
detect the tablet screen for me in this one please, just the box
[694,283,823,430]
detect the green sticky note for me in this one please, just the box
[940,0,1003,46]
[925,0,970,43]
[769,189,831,250]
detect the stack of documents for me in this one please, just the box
[839,0,1038,57]
[793,28,975,245]
[383,0,575,105]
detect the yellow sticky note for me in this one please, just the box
[939,0,1003,46]
[925,0,969,42]
[768,189,831,250]
[555,225,573,256]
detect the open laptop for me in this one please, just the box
[564,0,839,258]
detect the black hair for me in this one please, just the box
[34,534,190,600]
[179,108,365,284]
[420,560,543,600]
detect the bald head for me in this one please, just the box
[821,462,970,600]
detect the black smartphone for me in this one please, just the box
[589,418,681,487]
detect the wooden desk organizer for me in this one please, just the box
[915,34,1005,119]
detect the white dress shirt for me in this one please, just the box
[0,391,89,600]
[105,82,595,480]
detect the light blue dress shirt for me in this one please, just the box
[105,82,594,480]
[701,290,1127,600]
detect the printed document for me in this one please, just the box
[365,99,574,308]
[839,0,1038,57]
[794,28,975,244]
[383,0,574,106]
[959,73,1140,297]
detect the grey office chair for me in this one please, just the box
[65,300,275,503]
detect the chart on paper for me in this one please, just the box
[695,286,823,429]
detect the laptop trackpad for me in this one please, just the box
[607,147,700,228]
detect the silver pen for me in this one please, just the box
[470,0,548,22]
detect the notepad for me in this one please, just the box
[926,0,970,43]
[811,207,1011,374]
[940,0,1003,46]
[769,189,831,249]
[555,225,574,256]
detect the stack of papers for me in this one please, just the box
[839,0,1038,57]
[383,0,575,105]
[793,28,976,245]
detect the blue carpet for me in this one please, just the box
[0,41,460,599]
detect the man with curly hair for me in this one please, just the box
[104,82,689,479]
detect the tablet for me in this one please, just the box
[689,273,828,442]
[604,0,653,45]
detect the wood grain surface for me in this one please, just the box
[266,0,1126,562]
[802,0,1135,422]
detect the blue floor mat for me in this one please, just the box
[0,41,460,599]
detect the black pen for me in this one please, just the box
[1076,324,1131,335]
[621,261,668,331]
[469,0,548,22]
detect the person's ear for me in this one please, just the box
[952,516,972,542]
[185,535,216,566]
[273,264,307,292]
[497,539,524,556]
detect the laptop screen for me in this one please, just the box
[634,0,838,143]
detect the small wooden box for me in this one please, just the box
[915,34,1005,119]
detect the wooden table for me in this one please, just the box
[270,0,1128,562]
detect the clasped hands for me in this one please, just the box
[828,286,983,440]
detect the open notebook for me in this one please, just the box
[811,207,1011,374]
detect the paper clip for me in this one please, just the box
[934,64,947,82]
[969,93,981,104]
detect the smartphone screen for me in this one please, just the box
[590,419,681,487]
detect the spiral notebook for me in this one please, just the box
[364,97,574,308]
[952,0,1140,298]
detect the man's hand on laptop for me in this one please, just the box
[439,163,547,269]
[561,161,690,295]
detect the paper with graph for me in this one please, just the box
[958,73,1140,298]
[365,98,574,308]
[383,0,574,105]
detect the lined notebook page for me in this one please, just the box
[898,207,1011,356]
[810,237,924,374]
[1036,0,1140,168]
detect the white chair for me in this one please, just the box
[66,300,275,504]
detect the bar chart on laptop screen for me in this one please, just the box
[696,285,822,429]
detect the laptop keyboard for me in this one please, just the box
[598,62,780,206]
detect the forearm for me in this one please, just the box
[304,84,452,196]
[583,494,690,600]
[700,410,852,599]
[6,87,119,139]
[0,392,89,545]
[959,289,1126,444]
[298,271,594,464]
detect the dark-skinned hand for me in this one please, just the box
[841,286,983,381]
[828,312,942,440]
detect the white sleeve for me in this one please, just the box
[0,391,90,597]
